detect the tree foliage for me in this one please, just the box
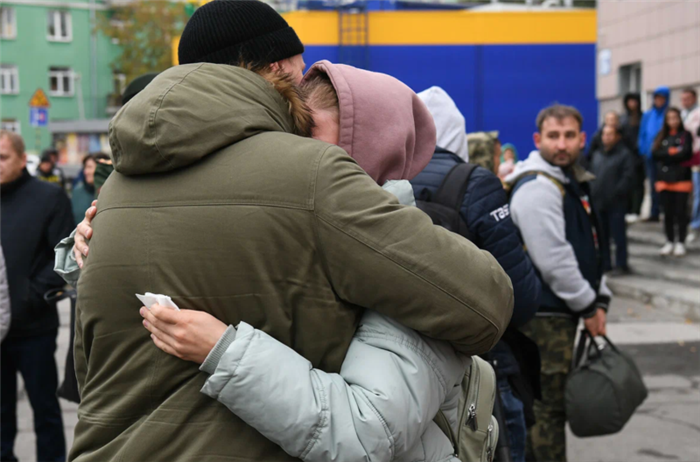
[98,1,188,84]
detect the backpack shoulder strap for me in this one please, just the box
[508,171,566,199]
[536,172,566,196]
[433,163,479,213]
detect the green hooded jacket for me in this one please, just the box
[71,63,513,462]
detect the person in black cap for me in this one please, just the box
[81,0,307,206]
[35,148,65,189]
[178,0,306,83]
[72,0,309,257]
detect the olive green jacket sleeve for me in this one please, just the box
[312,146,514,355]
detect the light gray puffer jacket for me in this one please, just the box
[199,181,468,462]
[0,246,10,341]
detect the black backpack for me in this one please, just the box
[416,162,478,242]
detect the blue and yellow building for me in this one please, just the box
[284,3,597,156]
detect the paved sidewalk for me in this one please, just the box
[567,297,700,462]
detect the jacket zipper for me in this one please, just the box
[465,361,481,430]
[486,423,495,462]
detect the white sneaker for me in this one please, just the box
[688,232,697,244]
[659,242,674,256]
[673,242,687,257]
[625,214,639,224]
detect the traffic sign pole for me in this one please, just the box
[29,89,50,153]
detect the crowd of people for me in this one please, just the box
[0,2,698,462]
[583,86,700,263]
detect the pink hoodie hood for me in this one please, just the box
[303,61,436,184]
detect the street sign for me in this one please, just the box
[29,89,50,108]
[30,108,48,127]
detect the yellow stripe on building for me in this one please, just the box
[285,10,596,46]
[283,11,339,46]
[173,10,595,65]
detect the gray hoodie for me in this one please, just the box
[418,86,469,162]
[505,151,610,315]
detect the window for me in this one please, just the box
[49,66,74,96]
[0,7,16,39]
[619,63,642,96]
[47,10,71,41]
[0,64,19,94]
[1,119,20,134]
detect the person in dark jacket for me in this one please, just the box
[35,148,66,189]
[71,154,98,224]
[0,130,75,462]
[587,111,615,157]
[652,107,694,257]
[639,86,670,221]
[505,105,611,462]
[413,86,541,462]
[588,125,636,274]
[621,93,646,222]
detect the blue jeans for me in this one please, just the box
[1,333,66,462]
[498,376,527,462]
[644,156,660,219]
[599,209,628,270]
[691,170,700,230]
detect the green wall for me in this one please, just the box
[0,1,120,154]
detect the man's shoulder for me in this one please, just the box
[464,166,505,206]
[249,132,336,162]
[617,144,634,157]
[511,171,565,203]
[27,176,65,197]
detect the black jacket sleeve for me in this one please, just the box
[34,188,76,290]
[586,132,602,159]
[615,149,637,198]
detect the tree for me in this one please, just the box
[98,1,189,85]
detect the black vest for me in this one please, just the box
[512,171,605,316]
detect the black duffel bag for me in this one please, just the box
[565,329,647,437]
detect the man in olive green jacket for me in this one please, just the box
[70,4,513,462]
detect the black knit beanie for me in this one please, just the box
[178,0,304,66]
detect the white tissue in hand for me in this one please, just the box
[135,292,180,311]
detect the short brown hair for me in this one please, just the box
[536,104,583,132]
[682,88,697,98]
[0,130,25,156]
[301,72,339,116]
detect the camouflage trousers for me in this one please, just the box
[520,316,578,462]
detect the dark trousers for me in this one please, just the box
[600,209,629,270]
[645,157,660,218]
[629,157,646,215]
[660,191,690,243]
[498,376,527,462]
[1,332,66,462]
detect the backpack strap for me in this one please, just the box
[507,171,566,199]
[432,163,479,214]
